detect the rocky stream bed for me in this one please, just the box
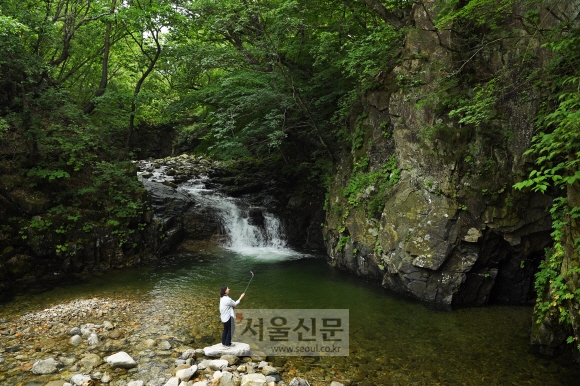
[0,295,337,386]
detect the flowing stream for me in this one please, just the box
[179,179,289,254]
[1,181,580,385]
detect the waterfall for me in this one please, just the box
[179,178,293,256]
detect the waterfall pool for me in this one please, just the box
[1,248,579,385]
[2,176,579,385]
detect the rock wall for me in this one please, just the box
[323,1,560,308]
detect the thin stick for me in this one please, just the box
[243,271,254,294]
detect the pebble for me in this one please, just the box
[61,356,76,366]
[101,372,112,383]
[70,373,91,385]
[88,333,100,345]
[31,358,61,374]
[70,335,82,346]
[158,340,172,350]
[262,365,278,376]
[106,351,137,369]
[176,365,197,381]
[164,376,180,386]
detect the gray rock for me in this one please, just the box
[45,381,66,386]
[101,372,113,383]
[289,378,310,386]
[106,351,137,369]
[60,356,76,366]
[204,342,251,357]
[70,374,92,386]
[88,332,99,345]
[127,381,144,386]
[220,354,239,366]
[103,321,114,330]
[70,335,82,346]
[196,359,210,370]
[158,340,172,350]
[209,359,229,370]
[80,324,95,337]
[80,353,102,369]
[241,373,267,386]
[265,374,281,383]
[143,339,156,348]
[164,377,180,386]
[69,327,81,336]
[330,382,345,386]
[212,370,223,382]
[192,381,209,386]
[257,361,268,369]
[262,366,278,376]
[219,371,236,386]
[31,358,61,374]
[180,349,196,360]
[176,365,198,381]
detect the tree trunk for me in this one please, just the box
[84,0,117,115]
[125,32,162,153]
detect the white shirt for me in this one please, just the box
[219,295,240,323]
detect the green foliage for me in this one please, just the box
[343,154,400,218]
[512,12,580,343]
[434,0,515,29]
[448,80,498,126]
[337,235,351,252]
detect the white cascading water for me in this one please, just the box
[179,178,294,257]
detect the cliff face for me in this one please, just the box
[323,1,561,308]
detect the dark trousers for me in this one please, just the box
[222,316,233,345]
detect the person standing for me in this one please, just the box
[219,285,245,347]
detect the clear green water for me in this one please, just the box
[2,247,580,385]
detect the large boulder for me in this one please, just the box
[204,342,251,357]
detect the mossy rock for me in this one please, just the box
[7,188,51,215]
[4,254,35,279]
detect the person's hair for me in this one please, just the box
[220,285,228,297]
